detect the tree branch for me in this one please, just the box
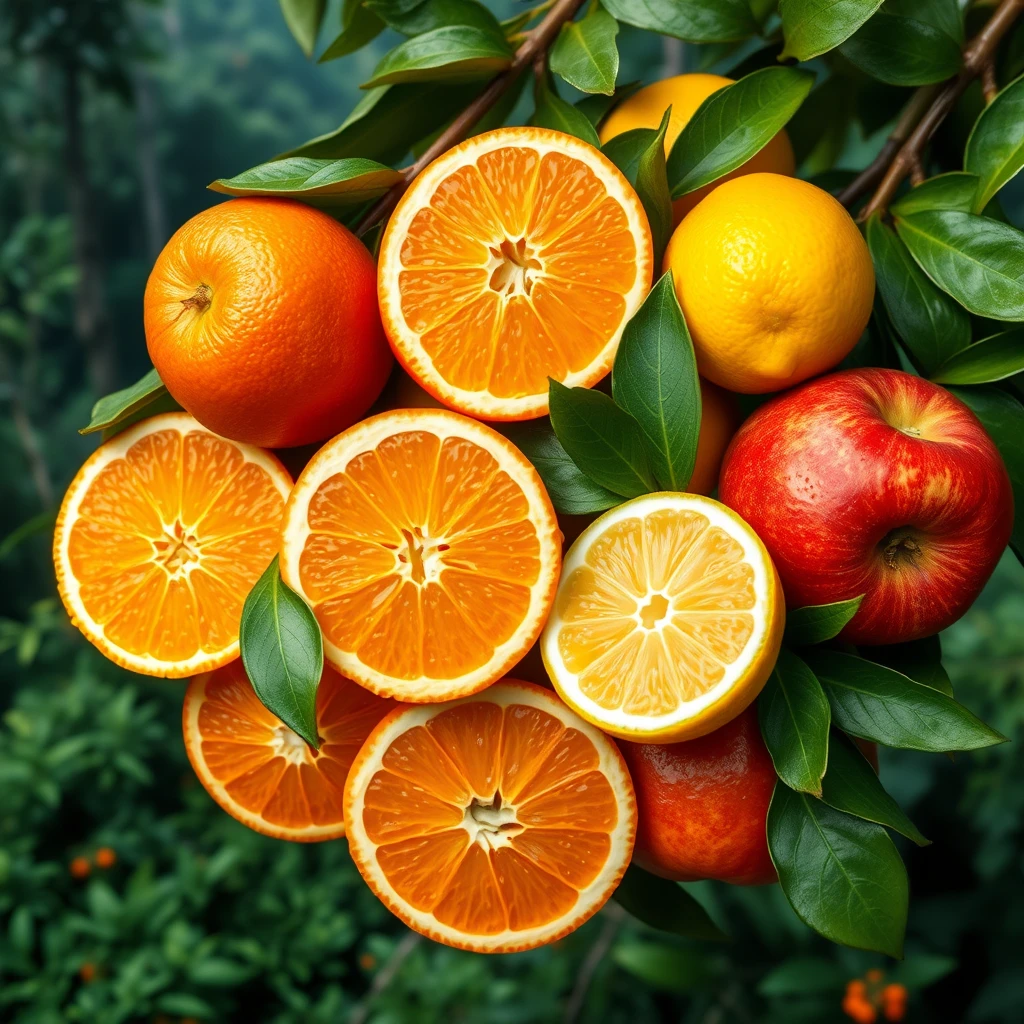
[562,902,625,1024]
[349,930,423,1024]
[354,0,587,236]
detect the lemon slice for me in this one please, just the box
[541,493,784,742]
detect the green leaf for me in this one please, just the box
[279,0,327,57]
[862,635,952,696]
[610,274,700,489]
[838,12,961,86]
[531,73,601,146]
[612,942,719,992]
[209,157,400,205]
[548,380,656,498]
[502,421,621,515]
[667,67,814,199]
[319,0,385,61]
[576,81,642,129]
[779,0,885,61]
[600,0,756,42]
[157,994,216,1018]
[889,954,957,989]
[785,595,864,646]
[80,368,168,436]
[867,215,971,375]
[613,865,727,941]
[821,730,930,846]
[550,5,619,96]
[239,556,324,749]
[362,26,512,87]
[894,210,1024,321]
[767,782,908,958]
[368,0,503,36]
[758,957,847,996]
[965,73,1024,213]
[931,330,1024,385]
[804,650,1006,752]
[889,0,961,42]
[890,172,980,216]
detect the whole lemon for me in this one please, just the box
[663,174,875,394]
[599,73,796,223]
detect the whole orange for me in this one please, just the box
[144,197,392,448]
[619,706,777,885]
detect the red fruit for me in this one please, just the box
[719,368,1013,645]
[619,706,777,886]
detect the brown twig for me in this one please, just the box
[355,0,587,236]
[856,0,1024,222]
[909,153,925,186]
[981,57,999,102]
[348,930,423,1024]
[562,902,625,1024]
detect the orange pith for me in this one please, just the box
[344,680,636,952]
[280,409,561,702]
[53,413,293,677]
[183,661,394,841]
[378,127,654,420]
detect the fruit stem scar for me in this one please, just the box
[179,283,212,316]
[880,529,923,569]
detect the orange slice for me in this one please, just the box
[183,660,394,841]
[542,493,784,743]
[378,127,654,420]
[280,409,561,702]
[54,413,293,677]
[344,679,636,952]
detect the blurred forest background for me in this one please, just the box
[1,1,1023,1022]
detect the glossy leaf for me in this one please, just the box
[600,0,756,43]
[894,210,1024,321]
[888,0,961,42]
[548,380,656,498]
[612,942,718,992]
[785,595,863,646]
[550,5,619,96]
[279,0,327,57]
[839,12,961,86]
[613,865,727,941]
[318,0,384,61]
[822,731,930,845]
[890,172,980,216]
[362,26,512,88]
[209,157,400,204]
[758,648,831,795]
[867,215,970,375]
[862,635,952,696]
[239,556,324,749]
[965,73,1024,213]
[768,782,908,958]
[80,368,168,436]
[503,421,621,515]
[667,67,813,199]
[931,330,1024,385]
[367,0,503,36]
[532,73,601,146]
[804,650,1005,752]
[779,0,885,61]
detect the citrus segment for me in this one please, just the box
[183,660,394,841]
[379,127,654,420]
[54,413,292,677]
[280,409,560,702]
[542,493,784,743]
[344,680,635,952]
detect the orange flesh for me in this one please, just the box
[194,661,393,831]
[556,511,757,716]
[299,430,542,680]
[397,146,640,398]
[363,700,619,934]
[66,428,286,661]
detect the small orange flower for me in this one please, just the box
[79,962,97,983]
[882,983,908,1021]
[842,995,877,1024]
[359,953,377,971]
[95,847,117,869]
[846,980,867,998]
[69,856,91,879]
[866,968,884,983]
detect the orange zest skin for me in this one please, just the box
[280,409,561,702]
[343,680,636,952]
[183,661,395,841]
[378,127,654,421]
[53,413,293,677]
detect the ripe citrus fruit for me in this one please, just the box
[54,413,292,677]
[183,660,394,841]
[279,409,560,702]
[663,173,875,394]
[377,127,653,420]
[598,73,796,224]
[343,679,636,952]
[619,706,777,885]
[689,378,742,496]
[144,197,392,448]
[541,492,784,743]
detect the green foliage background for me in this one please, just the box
[2,0,1024,1021]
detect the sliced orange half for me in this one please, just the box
[542,493,784,743]
[280,409,561,702]
[344,679,636,952]
[54,412,292,677]
[378,127,654,420]
[183,660,394,841]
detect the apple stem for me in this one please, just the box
[883,535,923,570]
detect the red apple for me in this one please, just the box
[719,368,1013,645]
